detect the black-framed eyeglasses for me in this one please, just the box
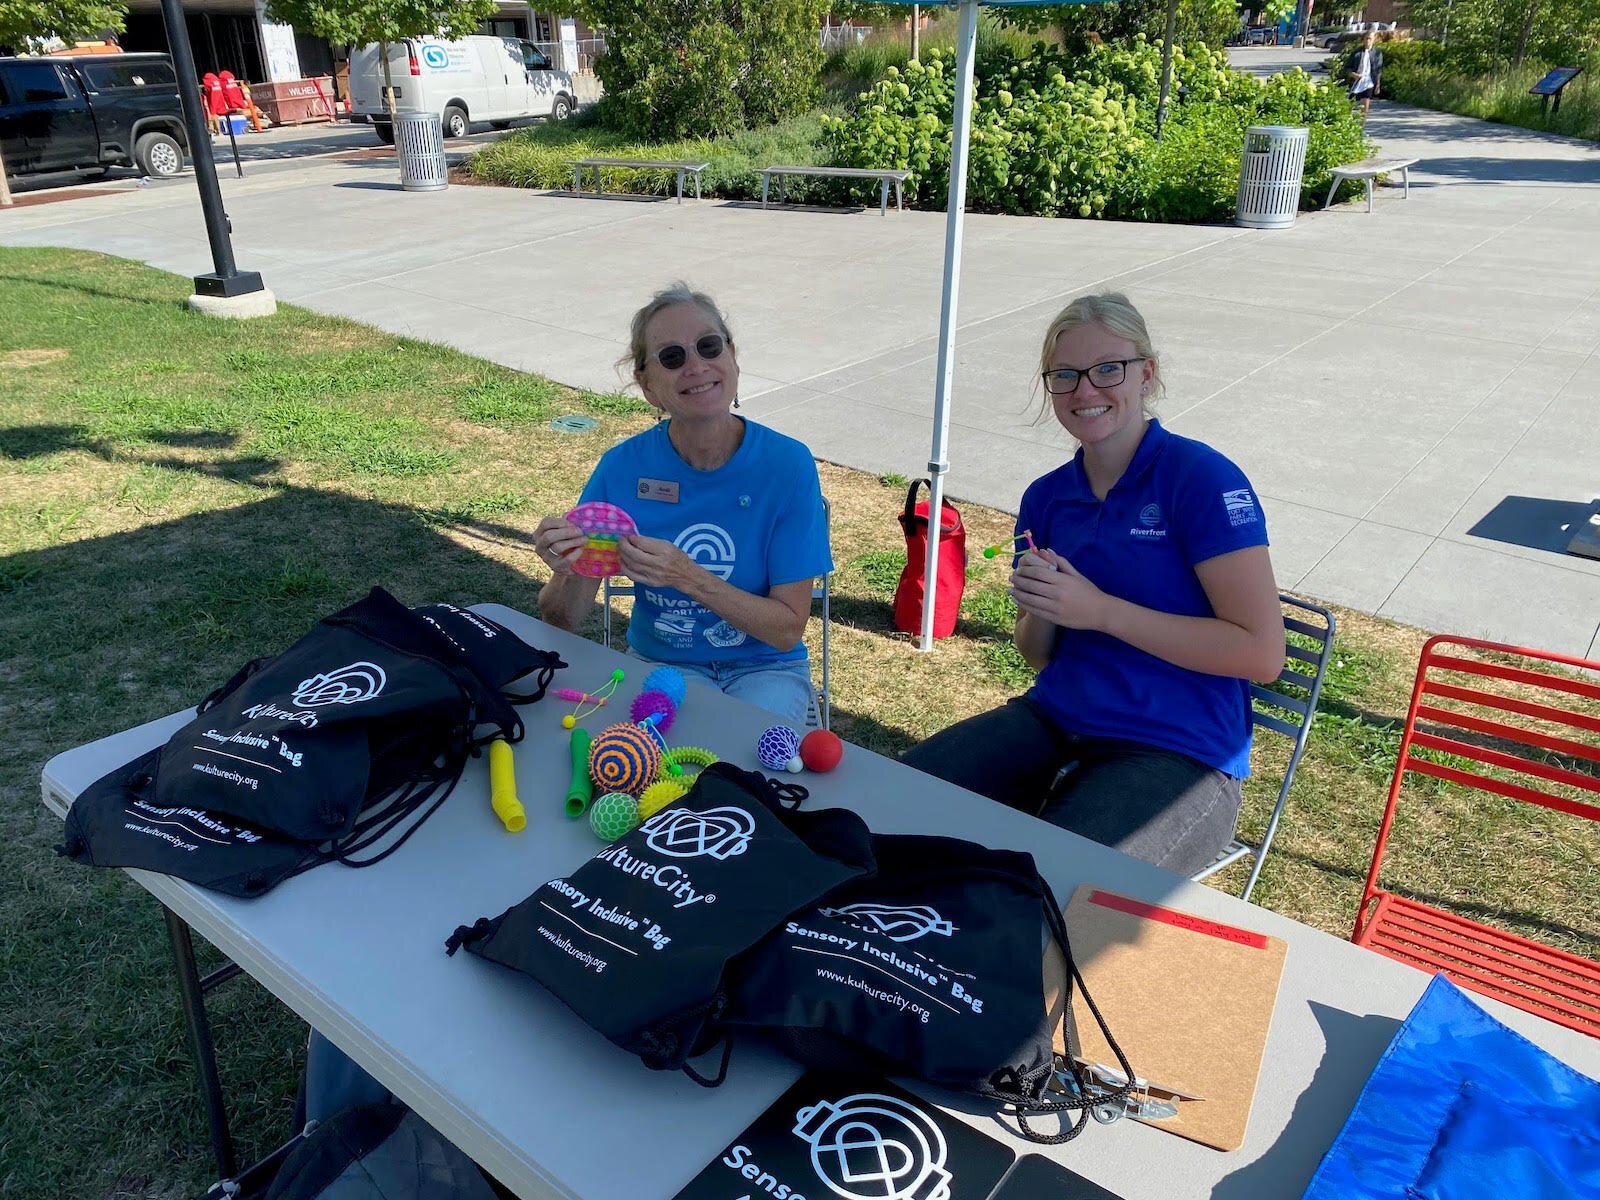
[1041,358,1146,396]
[650,333,728,371]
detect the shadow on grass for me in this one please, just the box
[1,422,282,484]
[0,270,181,307]
[1,484,553,1200]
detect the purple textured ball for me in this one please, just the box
[630,689,677,732]
[758,725,803,772]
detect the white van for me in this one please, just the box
[350,36,575,143]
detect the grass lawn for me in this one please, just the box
[2,248,1596,1199]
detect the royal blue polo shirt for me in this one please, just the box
[1016,419,1270,778]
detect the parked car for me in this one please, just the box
[350,36,576,144]
[0,53,189,183]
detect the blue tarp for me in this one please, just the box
[1302,975,1600,1199]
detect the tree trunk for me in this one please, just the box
[0,144,13,207]
[1155,0,1180,140]
[1513,0,1540,67]
[911,6,920,61]
[381,39,397,126]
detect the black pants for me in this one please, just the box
[901,697,1242,877]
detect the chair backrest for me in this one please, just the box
[1187,595,1334,901]
[599,500,832,730]
[1357,636,1600,931]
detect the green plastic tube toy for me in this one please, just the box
[565,726,594,818]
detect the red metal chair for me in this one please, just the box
[1352,635,1600,1037]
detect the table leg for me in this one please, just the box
[894,179,903,213]
[778,175,786,205]
[879,178,889,216]
[165,907,236,1181]
[1365,178,1373,213]
[694,172,701,201]
[1325,177,1339,209]
[675,170,684,204]
[1402,166,1410,199]
[761,174,769,209]
[572,166,579,194]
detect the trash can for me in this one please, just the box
[396,112,447,193]
[1235,125,1308,230]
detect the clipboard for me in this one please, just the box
[1045,885,1288,1152]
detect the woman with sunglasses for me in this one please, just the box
[902,292,1285,874]
[534,283,831,723]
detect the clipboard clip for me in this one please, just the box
[1051,1065,1181,1125]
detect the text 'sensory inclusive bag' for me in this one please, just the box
[722,833,1134,1142]
[59,590,565,897]
[445,762,876,1082]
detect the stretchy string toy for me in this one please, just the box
[560,668,625,730]
[982,530,1038,559]
[660,745,717,781]
[564,501,638,577]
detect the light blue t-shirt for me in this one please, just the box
[1017,419,1270,777]
[579,419,833,665]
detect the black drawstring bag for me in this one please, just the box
[446,762,875,1083]
[721,834,1134,1143]
[59,589,565,896]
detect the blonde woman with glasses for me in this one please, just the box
[534,283,831,723]
[903,292,1285,875]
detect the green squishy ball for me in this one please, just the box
[589,792,640,842]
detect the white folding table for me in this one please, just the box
[40,606,1600,1200]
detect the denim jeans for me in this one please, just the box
[627,649,816,726]
[901,696,1242,876]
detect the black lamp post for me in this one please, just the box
[157,0,268,300]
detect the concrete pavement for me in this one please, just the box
[4,99,1598,657]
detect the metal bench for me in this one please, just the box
[570,157,709,204]
[1324,157,1419,212]
[759,165,911,215]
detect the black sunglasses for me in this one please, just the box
[650,333,728,371]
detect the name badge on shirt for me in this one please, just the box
[637,477,680,504]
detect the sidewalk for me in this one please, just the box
[3,102,1597,657]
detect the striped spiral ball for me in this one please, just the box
[588,723,662,797]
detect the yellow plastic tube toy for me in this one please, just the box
[488,739,525,832]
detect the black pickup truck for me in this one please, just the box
[1,53,189,182]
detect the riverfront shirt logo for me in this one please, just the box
[641,805,756,860]
[1129,502,1167,540]
[820,903,956,943]
[675,522,738,580]
[793,1093,952,1200]
[1222,488,1260,528]
[291,661,387,707]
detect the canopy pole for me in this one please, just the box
[918,0,979,652]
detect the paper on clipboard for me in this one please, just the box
[1044,885,1288,1152]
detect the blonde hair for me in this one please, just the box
[1036,292,1163,421]
[618,282,734,377]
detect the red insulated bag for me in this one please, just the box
[893,478,966,639]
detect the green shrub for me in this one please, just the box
[467,111,836,201]
[822,38,1368,221]
[575,0,829,139]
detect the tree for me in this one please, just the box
[569,0,830,139]
[0,0,127,206]
[264,0,497,125]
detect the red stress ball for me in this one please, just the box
[800,729,843,773]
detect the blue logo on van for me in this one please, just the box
[421,45,449,69]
